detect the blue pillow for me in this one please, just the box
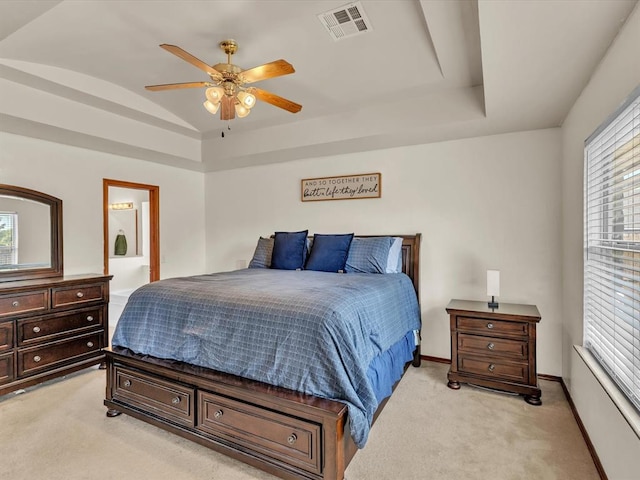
[345,237,394,274]
[306,233,354,273]
[271,230,308,270]
[248,237,273,268]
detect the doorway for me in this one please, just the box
[103,179,159,284]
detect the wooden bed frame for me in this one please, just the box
[104,234,421,480]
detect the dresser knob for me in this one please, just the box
[33,326,41,333]
[33,355,41,363]
[214,409,223,419]
[86,341,94,348]
[287,433,297,445]
[123,379,132,388]
[487,342,495,350]
[488,364,495,372]
[76,292,84,298]
[86,315,94,322]
[487,323,494,329]
[171,396,181,405]
[12,301,19,307]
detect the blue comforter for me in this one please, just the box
[112,268,421,447]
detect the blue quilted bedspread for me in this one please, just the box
[111,268,421,447]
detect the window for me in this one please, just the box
[584,85,640,413]
[0,212,18,267]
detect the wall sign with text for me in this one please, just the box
[301,173,381,202]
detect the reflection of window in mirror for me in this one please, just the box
[0,212,18,267]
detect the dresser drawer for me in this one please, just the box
[458,333,528,360]
[18,307,103,346]
[457,316,528,338]
[52,284,105,309]
[0,351,14,385]
[0,291,48,317]
[198,391,321,475]
[0,320,14,352]
[113,367,195,428]
[458,355,528,384]
[18,331,103,376]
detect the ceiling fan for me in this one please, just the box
[145,39,302,121]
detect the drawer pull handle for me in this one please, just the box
[488,364,495,372]
[214,409,223,419]
[287,433,297,445]
[123,380,132,388]
[487,342,495,350]
[487,323,494,329]
[33,326,41,333]
[12,301,19,307]
[87,315,94,322]
[76,292,84,298]
[171,396,181,405]
[33,355,41,363]
[86,341,94,348]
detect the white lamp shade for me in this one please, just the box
[203,100,220,115]
[205,86,224,103]
[237,91,256,109]
[235,103,250,118]
[487,270,500,297]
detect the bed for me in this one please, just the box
[104,233,421,480]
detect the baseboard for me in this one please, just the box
[421,357,607,480]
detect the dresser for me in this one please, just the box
[0,274,112,396]
[446,299,542,405]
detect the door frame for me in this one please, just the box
[103,179,160,282]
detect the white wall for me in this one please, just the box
[561,4,640,478]
[0,132,207,283]
[205,128,563,376]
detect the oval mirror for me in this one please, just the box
[0,184,63,282]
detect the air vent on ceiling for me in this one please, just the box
[317,2,372,41]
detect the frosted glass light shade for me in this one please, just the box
[203,100,220,114]
[235,104,250,117]
[205,86,224,103]
[237,91,256,109]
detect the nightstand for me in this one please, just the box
[446,299,542,405]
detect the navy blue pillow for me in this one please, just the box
[271,230,308,270]
[305,233,354,273]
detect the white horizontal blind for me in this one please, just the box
[0,212,18,266]
[584,86,640,413]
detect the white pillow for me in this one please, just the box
[385,237,403,273]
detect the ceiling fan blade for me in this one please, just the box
[145,81,209,91]
[220,96,236,121]
[159,44,221,77]
[240,59,295,84]
[252,88,302,113]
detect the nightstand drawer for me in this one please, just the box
[457,316,528,338]
[458,355,528,384]
[458,333,528,360]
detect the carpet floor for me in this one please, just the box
[0,361,599,480]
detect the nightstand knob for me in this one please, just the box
[487,323,494,329]
[86,315,94,322]
[123,379,132,388]
[76,292,84,298]
[33,355,41,363]
[12,301,19,307]
[33,326,41,333]
[214,409,223,419]
[287,433,297,445]
[86,341,94,348]
[171,396,181,405]
[487,342,495,350]
[488,364,495,372]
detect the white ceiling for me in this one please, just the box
[0,0,637,172]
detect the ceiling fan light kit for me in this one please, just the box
[145,39,301,121]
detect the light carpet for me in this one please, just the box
[0,361,599,480]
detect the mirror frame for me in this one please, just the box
[0,184,63,282]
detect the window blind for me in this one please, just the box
[584,85,640,412]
